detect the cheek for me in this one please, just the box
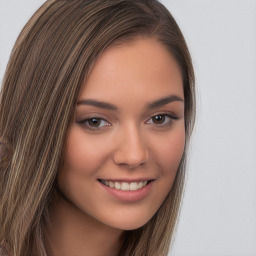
[56,126,108,204]
[63,126,109,174]
[154,126,185,181]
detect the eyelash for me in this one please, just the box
[146,113,179,127]
[77,113,179,131]
[77,117,111,130]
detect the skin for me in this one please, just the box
[46,37,185,256]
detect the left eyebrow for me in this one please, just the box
[146,95,184,110]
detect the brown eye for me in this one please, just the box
[152,115,166,124]
[88,118,103,127]
[146,113,178,127]
[77,117,110,130]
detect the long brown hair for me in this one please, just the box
[0,1,195,255]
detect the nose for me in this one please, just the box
[113,124,149,169]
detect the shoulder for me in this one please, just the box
[0,245,9,256]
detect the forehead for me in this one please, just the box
[79,37,183,103]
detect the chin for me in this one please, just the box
[101,210,156,231]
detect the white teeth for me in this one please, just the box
[114,182,121,189]
[137,182,143,189]
[109,181,115,188]
[129,182,138,191]
[121,182,130,191]
[100,180,149,191]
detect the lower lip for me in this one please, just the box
[99,181,153,202]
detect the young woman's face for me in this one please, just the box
[57,38,185,230]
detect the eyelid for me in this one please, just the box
[146,111,179,120]
[145,112,179,126]
[77,116,111,130]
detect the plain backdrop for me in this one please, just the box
[0,1,256,256]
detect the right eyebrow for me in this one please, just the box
[76,99,118,111]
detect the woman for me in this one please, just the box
[0,0,195,255]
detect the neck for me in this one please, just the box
[45,190,124,256]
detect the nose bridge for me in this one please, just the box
[113,122,149,168]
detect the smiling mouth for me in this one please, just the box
[98,179,152,191]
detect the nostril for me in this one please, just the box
[113,147,149,168]
[112,127,150,168]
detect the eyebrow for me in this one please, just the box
[147,95,184,110]
[77,99,118,110]
[76,95,184,111]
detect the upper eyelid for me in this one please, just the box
[145,112,179,121]
[77,117,110,124]
[146,114,174,122]
[76,112,111,122]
